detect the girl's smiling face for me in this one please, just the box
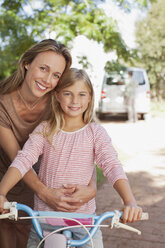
[23,50,66,98]
[55,79,91,120]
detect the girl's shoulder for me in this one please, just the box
[32,121,48,134]
[87,121,108,137]
[87,122,112,144]
[88,121,105,131]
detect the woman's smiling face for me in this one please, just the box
[23,50,66,98]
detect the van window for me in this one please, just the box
[106,74,124,86]
[106,71,146,86]
[132,71,145,85]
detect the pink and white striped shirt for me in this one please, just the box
[11,122,127,214]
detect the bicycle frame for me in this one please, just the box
[2,202,148,248]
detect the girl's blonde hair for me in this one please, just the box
[0,39,72,94]
[45,68,94,139]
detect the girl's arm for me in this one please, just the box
[113,179,142,223]
[0,126,95,211]
[94,124,142,223]
[0,126,78,211]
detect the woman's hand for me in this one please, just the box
[39,186,81,212]
[0,194,8,214]
[63,182,96,207]
[39,182,96,212]
[122,203,142,224]
[24,170,96,212]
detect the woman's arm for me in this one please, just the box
[24,172,96,211]
[0,167,22,196]
[113,179,142,223]
[0,126,20,161]
[0,126,96,211]
[0,126,80,211]
[0,167,22,212]
[23,171,83,212]
[62,177,96,207]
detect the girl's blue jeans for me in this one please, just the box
[27,222,104,248]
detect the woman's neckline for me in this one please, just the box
[9,92,50,125]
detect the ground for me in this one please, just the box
[95,116,165,248]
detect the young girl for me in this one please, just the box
[0,68,142,247]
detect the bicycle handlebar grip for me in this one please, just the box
[141,212,149,220]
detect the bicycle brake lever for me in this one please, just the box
[3,202,18,220]
[0,212,14,219]
[112,222,141,235]
[111,210,141,235]
[111,210,121,228]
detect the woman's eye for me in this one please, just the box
[40,67,46,71]
[80,94,86,97]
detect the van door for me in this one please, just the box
[99,73,126,114]
[98,68,150,118]
[130,69,150,114]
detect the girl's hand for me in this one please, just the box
[0,194,8,214]
[122,203,142,224]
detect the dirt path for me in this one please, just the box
[96,117,165,248]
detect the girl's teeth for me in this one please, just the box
[70,107,79,110]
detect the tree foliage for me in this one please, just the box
[0,0,156,80]
[115,0,156,9]
[104,60,127,74]
[135,0,165,99]
[0,0,130,79]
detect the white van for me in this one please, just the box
[97,67,150,119]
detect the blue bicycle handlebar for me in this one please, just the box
[4,202,148,246]
[17,204,43,238]
[16,203,122,247]
[68,211,122,247]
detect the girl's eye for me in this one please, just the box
[64,92,71,96]
[54,74,60,79]
[80,94,86,97]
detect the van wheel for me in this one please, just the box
[140,113,150,120]
[140,114,144,120]
[97,113,105,120]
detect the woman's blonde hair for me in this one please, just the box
[0,39,72,94]
[45,68,94,139]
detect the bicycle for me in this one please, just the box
[0,202,148,248]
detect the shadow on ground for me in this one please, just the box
[96,171,165,248]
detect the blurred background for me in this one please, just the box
[0,0,165,114]
[1,1,165,247]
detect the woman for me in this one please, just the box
[0,39,96,248]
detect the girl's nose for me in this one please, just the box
[72,96,79,104]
